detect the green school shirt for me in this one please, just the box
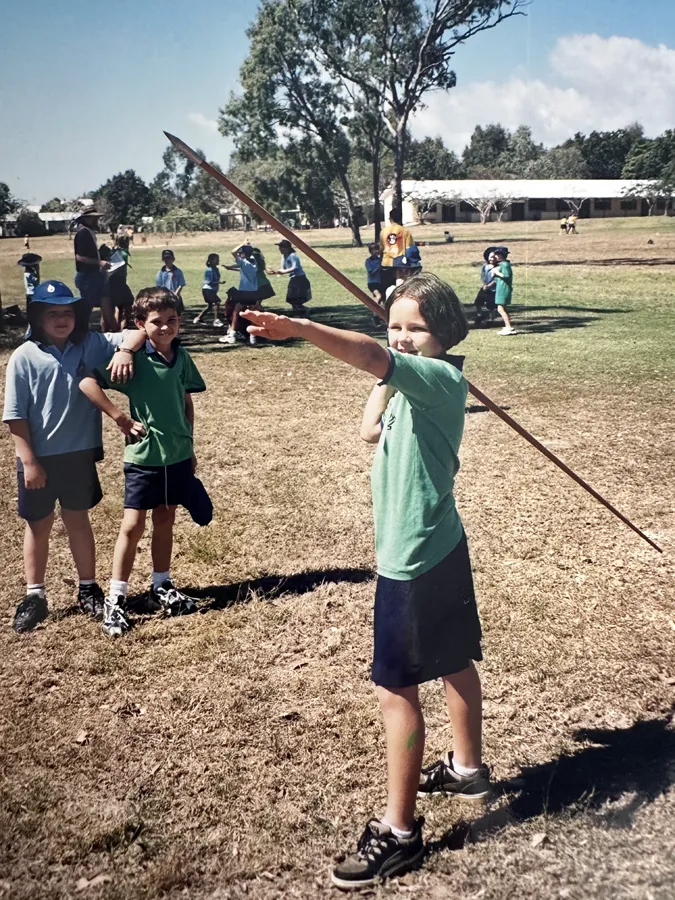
[96,339,206,467]
[494,261,513,306]
[371,349,467,580]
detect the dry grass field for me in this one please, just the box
[0,217,674,899]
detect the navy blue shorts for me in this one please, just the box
[124,457,194,510]
[371,532,482,688]
[17,449,103,521]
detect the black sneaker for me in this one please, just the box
[331,818,424,890]
[101,596,130,638]
[418,751,490,800]
[78,582,105,620]
[150,580,197,617]
[13,592,48,633]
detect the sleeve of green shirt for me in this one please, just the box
[381,349,466,410]
[180,349,206,393]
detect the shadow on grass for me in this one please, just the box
[515,257,675,268]
[471,303,630,335]
[428,706,675,856]
[188,567,375,612]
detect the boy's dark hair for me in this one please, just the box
[27,300,90,345]
[385,273,468,350]
[367,241,381,252]
[389,206,403,225]
[206,253,219,266]
[132,287,181,322]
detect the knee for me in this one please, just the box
[120,514,145,541]
[152,506,176,528]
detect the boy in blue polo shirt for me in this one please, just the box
[2,281,145,633]
[79,287,208,637]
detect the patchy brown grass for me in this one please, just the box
[1,220,674,899]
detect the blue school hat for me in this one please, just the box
[31,280,80,305]
[392,245,422,269]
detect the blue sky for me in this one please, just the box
[1,0,674,202]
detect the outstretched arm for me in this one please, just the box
[241,310,390,379]
[79,377,146,438]
[360,383,396,443]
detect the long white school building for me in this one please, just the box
[382,179,672,225]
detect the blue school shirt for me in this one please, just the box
[202,267,221,291]
[282,252,305,278]
[365,257,381,284]
[24,271,39,296]
[3,332,124,458]
[156,266,186,292]
[236,257,259,292]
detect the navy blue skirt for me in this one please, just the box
[371,532,482,688]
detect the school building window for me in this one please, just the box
[556,199,570,212]
[620,198,637,211]
[528,199,548,212]
[459,201,474,213]
[594,198,612,211]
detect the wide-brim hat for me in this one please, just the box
[75,204,103,221]
[31,280,80,305]
[17,253,43,267]
[275,239,294,250]
[161,249,175,259]
[392,245,422,269]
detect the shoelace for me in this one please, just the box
[106,600,129,628]
[356,824,395,862]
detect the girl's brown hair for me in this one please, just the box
[385,272,468,350]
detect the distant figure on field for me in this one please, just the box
[194,253,225,328]
[155,249,186,312]
[380,207,414,295]
[17,253,42,305]
[386,245,423,301]
[559,215,568,233]
[269,239,312,314]
[566,214,578,234]
[490,247,516,336]
[474,248,497,327]
[220,242,263,345]
[73,205,117,331]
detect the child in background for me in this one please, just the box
[155,249,186,313]
[242,273,488,889]
[220,243,261,345]
[2,281,143,633]
[99,243,134,329]
[366,242,383,328]
[194,253,224,327]
[386,246,422,300]
[80,287,208,637]
[490,246,516,335]
[251,246,275,304]
[17,253,42,304]
[269,239,312,314]
[474,247,497,327]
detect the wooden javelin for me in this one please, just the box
[164,131,662,554]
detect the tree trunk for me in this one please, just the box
[336,169,363,247]
[372,154,382,241]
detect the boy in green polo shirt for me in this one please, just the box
[80,287,207,636]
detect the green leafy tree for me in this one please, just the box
[622,130,675,180]
[525,145,589,179]
[16,209,46,237]
[40,197,72,213]
[462,124,510,175]
[498,125,544,176]
[567,125,643,179]
[405,136,464,180]
[0,182,19,219]
[219,0,364,245]
[92,169,152,229]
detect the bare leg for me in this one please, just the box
[215,302,222,322]
[60,508,95,580]
[442,661,483,769]
[24,513,55,585]
[497,305,512,329]
[376,684,425,831]
[231,303,242,334]
[151,505,176,573]
[100,295,119,332]
[112,508,147,582]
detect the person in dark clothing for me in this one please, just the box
[73,205,117,331]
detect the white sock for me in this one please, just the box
[109,579,128,600]
[27,583,46,599]
[152,570,170,589]
[382,820,413,839]
[453,760,480,777]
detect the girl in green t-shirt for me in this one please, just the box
[490,246,516,335]
[241,273,488,890]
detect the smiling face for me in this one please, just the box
[39,304,76,345]
[387,295,444,358]
[138,306,181,349]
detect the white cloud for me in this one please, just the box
[412,35,675,151]
[188,112,219,133]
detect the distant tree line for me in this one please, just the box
[3,124,674,238]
